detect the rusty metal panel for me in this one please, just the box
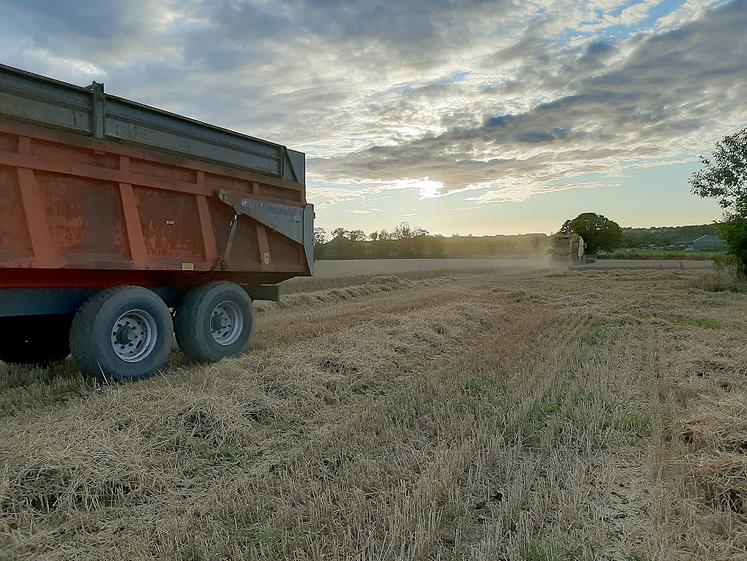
[36,172,129,258]
[0,164,32,255]
[0,121,312,291]
[135,187,205,260]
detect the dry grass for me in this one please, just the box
[691,266,747,293]
[0,268,745,560]
[279,258,553,295]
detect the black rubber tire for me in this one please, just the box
[69,286,174,381]
[0,315,72,365]
[175,282,255,363]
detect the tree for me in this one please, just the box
[348,229,366,242]
[392,222,414,240]
[719,219,747,271]
[690,128,747,271]
[331,227,348,240]
[559,212,622,254]
[691,128,747,216]
[313,227,328,246]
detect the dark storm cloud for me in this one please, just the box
[578,40,616,67]
[585,41,615,56]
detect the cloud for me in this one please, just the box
[0,0,744,206]
[311,0,747,200]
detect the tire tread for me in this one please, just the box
[175,282,254,363]
[70,286,172,380]
[70,286,132,378]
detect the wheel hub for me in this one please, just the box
[210,301,243,346]
[110,310,158,362]
[115,326,138,345]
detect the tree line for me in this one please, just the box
[620,224,720,248]
[314,225,547,260]
[313,220,727,260]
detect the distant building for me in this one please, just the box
[692,234,726,251]
[666,240,694,250]
[679,239,695,249]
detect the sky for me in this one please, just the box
[1,0,746,235]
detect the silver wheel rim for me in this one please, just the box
[210,300,243,346]
[110,309,158,362]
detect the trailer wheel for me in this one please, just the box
[70,286,173,381]
[0,316,71,365]
[175,282,255,363]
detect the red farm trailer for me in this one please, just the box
[0,64,313,380]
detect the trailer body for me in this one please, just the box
[0,64,312,316]
[0,64,313,378]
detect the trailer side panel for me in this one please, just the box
[0,120,312,290]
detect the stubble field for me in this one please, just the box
[1,267,745,560]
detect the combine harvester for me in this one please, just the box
[548,233,586,264]
[0,64,313,380]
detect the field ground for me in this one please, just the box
[312,259,548,277]
[282,258,713,293]
[1,268,746,560]
[597,250,723,261]
[280,258,549,293]
[577,259,714,270]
